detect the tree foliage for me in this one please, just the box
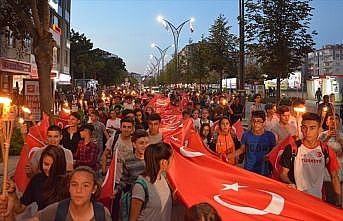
[1,0,56,115]
[70,29,128,86]
[245,0,316,99]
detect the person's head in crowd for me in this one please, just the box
[47,125,63,146]
[186,102,193,110]
[131,129,149,158]
[98,99,105,108]
[108,109,117,120]
[277,105,290,125]
[329,93,335,103]
[148,113,161,136]
[145,106,154,115]
[134,98,141,109]
[301,112,321,142]
[218,116,231,135]
[39,145,68,205]
[233,96,240,104]
[68,112,81,128]
[114,105,122,116]
[184,203,222,221]
[122,109,135,119]
[192,109,200,120]
[323,95,329,104]
[254,93,262,104]
[182,110,191,121]
[194,103,201,111]
[79,124,94,140]
[219,96,227,106]
[200,123,211,141]
[265,104,275,118]
[125,95,133,104]
[134,108,145,122]
[88,111,99,123]
[114,95,122,105]
[120,117,135,138]
[87,106,95,115]
[213,96,219,104]
[201,108,210,120]
[144,142,172,183]
[325,113,341,130]
[251,110,266,134]
[68,166,101,205]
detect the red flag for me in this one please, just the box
[54,111,70,128]
[98,148,118,212]
[232,120,244,141]
[267,136,296,181]
[153,96,342,221]
[14,114,49,192]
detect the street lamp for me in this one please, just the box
[156,15,195,77]
[150,54,161,77]
[151,43,173,72]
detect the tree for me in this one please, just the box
[245,0,316,101]
[208,14,238,92]
[1,0,56,115]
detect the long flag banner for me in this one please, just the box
[155,98,343,221]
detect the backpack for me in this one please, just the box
[121,178,149,221]
[54,198,105,221]
[290,140,329,166]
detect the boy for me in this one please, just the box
[74,124,98,171]
[280,112,341,206]
[148,113,163,144]
[237,110,276,176]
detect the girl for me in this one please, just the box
[210,117,236,165]
[36,166,112,220]
[0,146,68,219]
[129,142,173,221]
[134,108,148,131]
[199,123,212,147]
[191,109,201,132]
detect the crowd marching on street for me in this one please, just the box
[0,85,342,221]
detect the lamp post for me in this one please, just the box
[157,15,195,77]
[150,54,161,77]
[151,43,172,72]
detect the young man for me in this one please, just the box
[26,125,74,177]
[148,113,163,144]
[74,124,98,171]
[272,105,297,144]
[249,93,263,116]
[61,112,81,154]
[264,104,278,131]
[280,113,341,206]
[237,110,276,176]
[88,111,109,158]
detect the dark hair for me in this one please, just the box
[148,113,161,122]
[253,93,261,99]
[218,116,230,130]
[182,110,191,117]
[131,129,149,143]
[184,203,222,221]
[265,103,273,111]
[144,142,172,183]
[291,99,305,107]
[251,110,266,121]
[48,125,62,134]
[80,123,94,134]
[302,112,321,124]
[39,145,68,205]
[69,166,101,201]
[277,105,290,115]
[70,112,81,120]
[120,116,135,126]
[122,109,134,117]
[200,123,211,141]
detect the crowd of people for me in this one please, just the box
[0,86,342,220]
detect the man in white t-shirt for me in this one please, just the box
[280,112,341,206]
[272,105,297,144]
[25,125,74,178]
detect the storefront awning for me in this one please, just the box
[0,58,31,75]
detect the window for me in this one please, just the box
[64,49,69,65]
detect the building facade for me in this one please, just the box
[307,44,343,101]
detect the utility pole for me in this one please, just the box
[239,0,245,90]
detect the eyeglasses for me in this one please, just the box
[252,119,264,124]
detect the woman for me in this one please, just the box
[191,109,201,132]
[210,117,236,165]
[134,108,148,131]
[61,112,82,154]
[0,146,68,219]
[130,142,173,221]
[35,166,112,220]
[319,113,343,206]
[184,203,222,221]
[199,123,212,147]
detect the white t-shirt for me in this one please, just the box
[114,135,133,183]
[265,116,278,131]
[106,118,121,130]
[294,144,327,198]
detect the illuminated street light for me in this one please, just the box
[151,42,172,73]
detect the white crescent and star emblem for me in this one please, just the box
[213,183,285,215]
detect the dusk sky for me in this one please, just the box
[71,0,343,75]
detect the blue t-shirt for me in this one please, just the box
[241,130,276,176]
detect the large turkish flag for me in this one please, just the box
[155,97,343,221]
